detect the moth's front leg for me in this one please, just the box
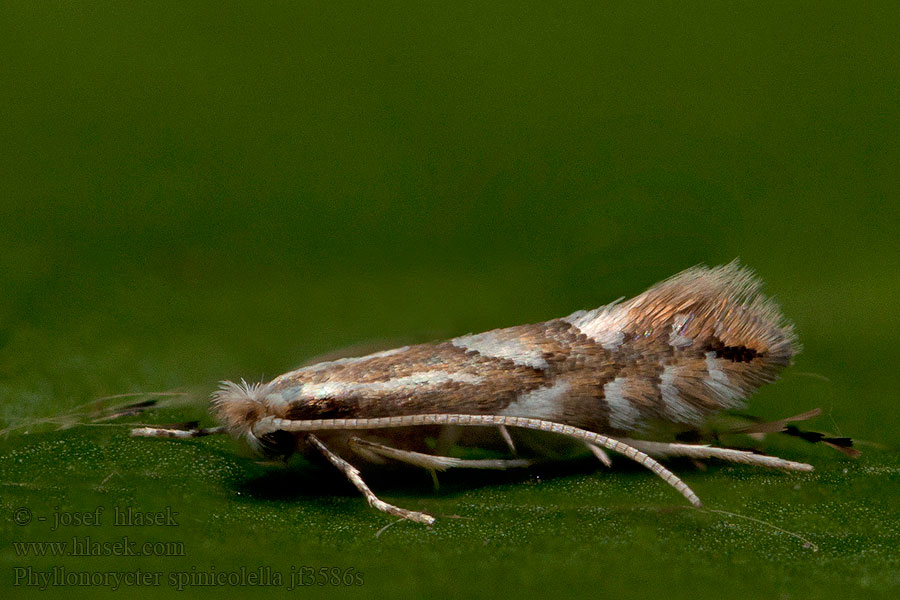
[307,434,436,525]
[131,426,226,438]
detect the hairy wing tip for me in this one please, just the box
[632,261,799,363]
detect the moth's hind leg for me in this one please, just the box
[348,437,533,471]
[622,439,814,471]
[308,434,436,525]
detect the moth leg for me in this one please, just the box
[430,470,441,492]
[308,434,436,525]
[434,425,462,456]
[345,439,389,465]
[131,426,226,439]
[621,439,814,471]
[498,425,517,454]
[585,443,613,467]
[348,437,532,471]
[259,414,704,507]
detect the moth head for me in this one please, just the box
[212,380,297,459]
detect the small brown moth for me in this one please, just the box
[133,262,817,524]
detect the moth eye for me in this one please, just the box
[258,430,297,459]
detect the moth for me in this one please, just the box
[133,262,820,525]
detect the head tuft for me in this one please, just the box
[211,379,266,448]
[212,379,300,458]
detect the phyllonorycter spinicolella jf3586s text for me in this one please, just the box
[133,262,855,525]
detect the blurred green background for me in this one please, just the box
[1,2,898,598]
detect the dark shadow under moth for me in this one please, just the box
[133,262,825,525]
